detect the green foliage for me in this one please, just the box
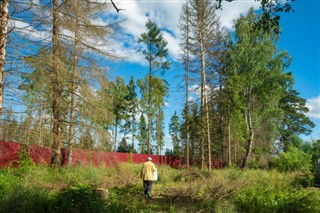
[0,185,52,213]
[223,8,292,167]
[169,111,181,156]
[233,185,320,213]
[128,151,133,163]
[281,188,320,213]
[274,145,312,173]
[138,19,170,72]
[137,113,148,153]
[1,164,319,212]
[15,147,35,176]
[279,88,315,150]
[52,183,107,212]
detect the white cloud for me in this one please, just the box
[306,96,320,119]
[217,1,260,30]
[10,1,261,65]
[108,0,260,65]
[9,19,51,42]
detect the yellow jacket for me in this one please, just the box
[141,161,157,181]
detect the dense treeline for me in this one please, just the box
[0,0,317,170]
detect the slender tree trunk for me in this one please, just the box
[205,85,212,170]
[200,31,206,170]
[185,2,190,169]
[131,118,134,152]
[68,2,79,166]
[199,27,212,170]
[156,111,160,155]
[217,26,224,162]
[242,91,254,169]
[0,0,9,126]
[38,102,44,146]
[147,47,152,154]
[185,74,190,169]
[114,121,118,151]
[228,104,231,166]
[51,0,62,167]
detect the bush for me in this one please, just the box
[0,185,52,213]
[52,183,107,213]
[233,180,320,213]
[281,188,320,213]
[273,145,312,172]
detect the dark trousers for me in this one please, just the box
[143,180,153,196]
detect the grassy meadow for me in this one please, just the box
[1,157,320,213]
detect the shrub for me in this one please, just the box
[14,146,35,176]
[0,185,51,213]
[281,188,320,213]
[52,183,107,213]
[233,179,320,213]
[273,145,312,172]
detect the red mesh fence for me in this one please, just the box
[0,141,222,169]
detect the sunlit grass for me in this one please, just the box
[1,163,319,212]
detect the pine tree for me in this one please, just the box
[110,77,128,151]
[137,113,148,154]
[153,77,168,155]
[279,88,315,151]
[124,76,138,152]
[169,111,181,156]
[138,19,170,154]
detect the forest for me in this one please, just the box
[0,0,318,169]
[1,0,320,212]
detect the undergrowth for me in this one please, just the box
[0,158,319,213]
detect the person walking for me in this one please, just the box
[141,157,157,198]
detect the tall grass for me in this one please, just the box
[0,161,319,212]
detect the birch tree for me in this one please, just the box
[225,9,291,169]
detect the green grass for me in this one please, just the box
[0,163,319,213]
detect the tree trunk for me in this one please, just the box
[114,121,118,151]
[205,86,212,170]
[51,0,62,167]
[147,45,152,154]
[242,93,254,169]
[185,2,190,169]
[0,0,9,126]
[200,34,206,170]
[68,2,79,166]
[199,27,212,170]
[241,113,254,169]
[228,105,231,167]
[38,102,44,146]
[131,118,134,152]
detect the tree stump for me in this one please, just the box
[95,188,109,199]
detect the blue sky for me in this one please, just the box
[277,0,320,140]
[106,0,320,149]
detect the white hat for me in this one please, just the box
[147,157,152,161]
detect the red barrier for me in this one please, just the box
[27,145,51,165]
[0,141,21,167]
[0,141,222,169]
